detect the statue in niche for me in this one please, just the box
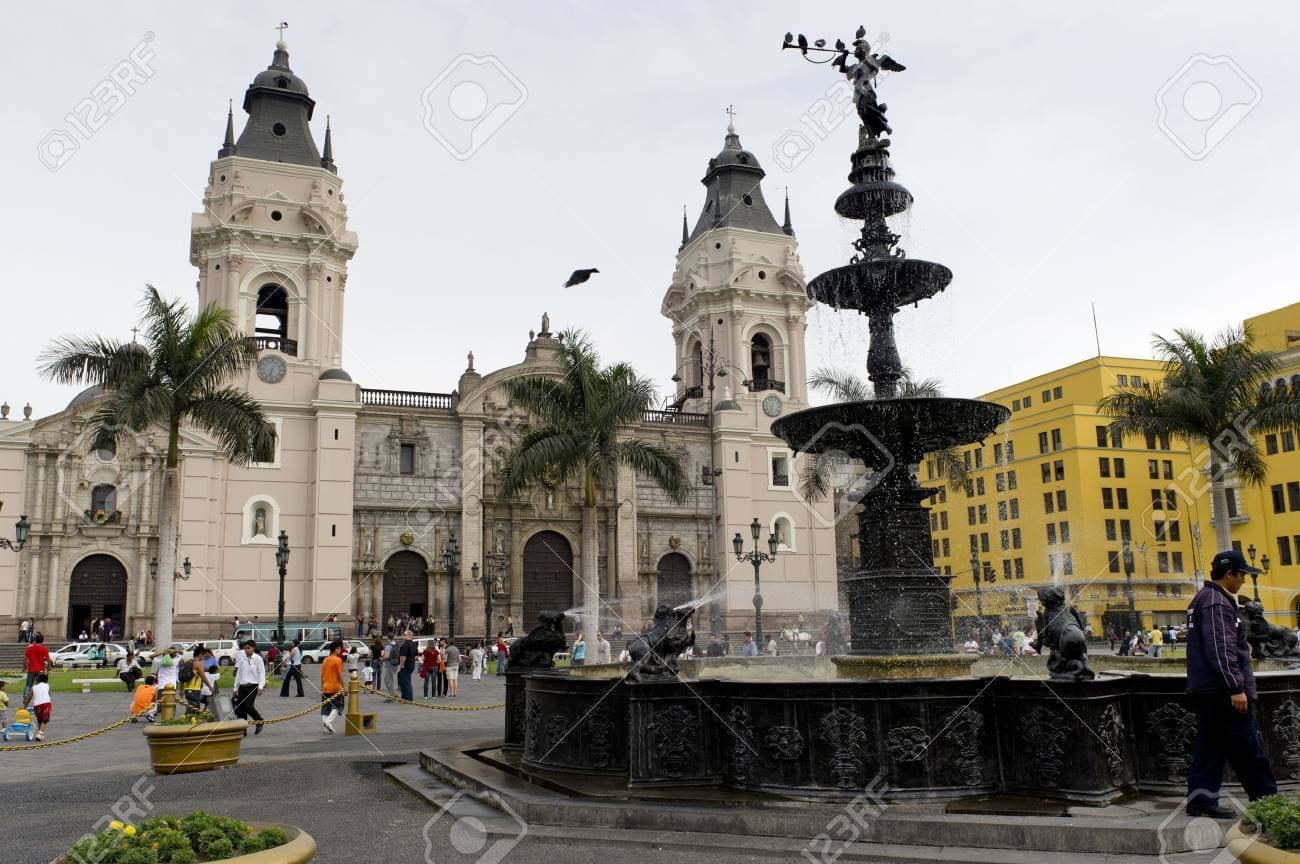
[545,487,556,510]
[361,530,374,559]
[253,506,268,538]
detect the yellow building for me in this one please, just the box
[922,357,1209,637]
[1191,301,1300,625]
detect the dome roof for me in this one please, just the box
[706,130,764,174]
[686,125,783,243]
[66,384,103,411]
[319,368,353,382]
[248,43,311,98]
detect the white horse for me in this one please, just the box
[781,628,813,644]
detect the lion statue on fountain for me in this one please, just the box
[506,610,568,672]
[1031,586,1095,681]
[626,603,696,681]
[1241,599,1300,659]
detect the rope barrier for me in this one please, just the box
[369,691,504,711]
[0,715,133,751]
[252,697,333,726]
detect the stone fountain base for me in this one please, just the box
[832,653,979,680]
[508,668,1300,803]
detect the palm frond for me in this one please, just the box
[808,367,872,402]
[186,388,275,464]
[615,439,688,504]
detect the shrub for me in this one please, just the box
[62,811,288,863]
[1245,795,1300,850]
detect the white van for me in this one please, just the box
[193,639,240,666]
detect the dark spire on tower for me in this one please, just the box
[218,99,237,158]
[782,188,795,237]
[233,37,322,167]
[686,118,783,243]
[679,205,689,249]
[320,114,336,173]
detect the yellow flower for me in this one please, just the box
[123,826,137,837]
[109,821,125,831]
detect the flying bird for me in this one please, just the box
[563,268,600,288]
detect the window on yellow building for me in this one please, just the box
[1038,432,1049,454]
[977,477,986,495]
[1023,395,1032,407]
[1041,463,1051,483]
[1046,524,1057,544]
[1012,399,1021,411]
[942,538,950,557]
[965,479,975,497]
[975,449,984,468]
[1054,461,1065,481]
[1272,484,1286,514]
[1056,490,1068,511]
[1007,442,1016,461]
[1042,389,1051,403]
[1276,538,1293,566]
[1010,498,1020,519]
[1120,519,1132,541]
[1116,374,1128,386]
[1158,551,1169,573]
[1096,426,1109,448]
[1146,432,1157,449]
[1284,430,1296,452]
[1012,527,1022,548]
[981,533,990,553]
[1044,492,1055,514]
[1051,429,1063,451]
[1102,488,1114,509]
[1100,457,1111,477]
[1053,386,1063,399]
[941,512,949,530]
[1266,434,1279,455]
[1115,458,1126,478]
[1132,375,1143,385]
[1002,559,1012,579]
[1105,519,1117,541]
[1168,520,1180,541]
[978,504,988,524]
[998,501,1008,520]
[1172,584,1182,598]
[1063,553,1074,575]
[1108,551,1121,573]
[994,443,1003,464]
[1117,488,1129,509]
[1150,489,1163,511]
[1289,481,1300,511]
[1000,530,1009,550]
[1172,552,1184,572]
[1060,521,1071,542]
[1225,489,1238,519]
[1166,490,1177,510]
[996,473,1006,492]
[967,506,976,526]
[1008,469,1018,489]
[1148,459,1159,479]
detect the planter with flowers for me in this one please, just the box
[1228,795,1300,863]
[53,812,315,864]
[143,711,248,775]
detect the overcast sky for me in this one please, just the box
[5,2,1297,417]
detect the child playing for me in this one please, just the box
[24,673,51,740]
[0,681,9,727]
[130,675,159,722]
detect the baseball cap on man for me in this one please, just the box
[1210,549,1261,579]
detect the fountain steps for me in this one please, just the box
[387,744,1232,861]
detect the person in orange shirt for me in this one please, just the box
[320,641,345,734]
[130,675,159,722]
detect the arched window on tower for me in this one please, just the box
[255,284,289,341]
[751,334,772,387]
[691,340,704,389]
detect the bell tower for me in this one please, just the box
[661,120,835,627]
[188,35,360,621]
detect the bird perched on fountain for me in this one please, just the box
[562,268,600,288]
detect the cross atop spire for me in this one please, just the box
[725,104,737,132]
[275,21,289,44]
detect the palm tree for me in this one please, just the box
[498,329,688,633]
[799,366,968,501]
[39,286,275,648]
[1099,326,1300,552]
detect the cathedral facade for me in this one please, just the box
[0,40,837,641]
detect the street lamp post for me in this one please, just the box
[442,531,460,639]
[0,503,30,552]
[969,553,983,625]
[1122,540,1138,633]
[733,517,778,644]
[1247,544,1261,601]
[1259,553,1271,603]
[275,530,289,644]
[150,557,192,581]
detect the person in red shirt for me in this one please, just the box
[420,642,440,699]
[23,633,51,697]
[319,641,345,734]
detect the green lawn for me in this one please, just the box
[0,667,292,694]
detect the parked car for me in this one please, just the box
[51,642,128,669]
[189,639,240,666]
[137,641,196,664]
[299,639,371,664]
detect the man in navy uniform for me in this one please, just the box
[1184,549,1278,818]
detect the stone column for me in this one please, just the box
[304,262,323,361]
[45,545,61,617]
[32,452,46,533]
[615,464,640,628]
[459,421,485,637]
[225,253,245,328]
[136,541,150,617]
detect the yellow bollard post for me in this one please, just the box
[344,670,377,735]
[160,684,176,721]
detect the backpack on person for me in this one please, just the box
[179,660,195,685]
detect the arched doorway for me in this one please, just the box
[522,531,574,631]
[382,551,428,628]
[656,553,693,609]
[67,555,127,640]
